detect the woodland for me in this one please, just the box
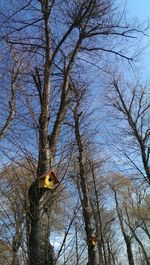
[0,1,149,265]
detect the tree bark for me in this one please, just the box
[90,163,107,265]
[126,217,150,265]
[28,184,53,265]
[74,112,97,265]
[113,190,135,265]
[0,65,18,141]
[28,2,53,265]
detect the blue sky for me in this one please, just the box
[127,0,150,20]
[127,0,150,79]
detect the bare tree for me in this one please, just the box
[109,174,150,265]
[111,187,135,265]
[0,159,35,265]
[69,85,97,265]
[0,1,145,265]
[107,79,150,183]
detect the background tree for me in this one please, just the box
[108,173,150,265]
[106,78,150,183]
[0,47,22,142]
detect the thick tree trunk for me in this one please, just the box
[28,2,53,265]
[28,186,54,265]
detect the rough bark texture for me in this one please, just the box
[28,2,81,264]
[28,184,53,265]
[28,2,53,265]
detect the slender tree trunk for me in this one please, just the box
[0,64,18,142]
[113,190,135,265]
[125,206,150,265]
[127,223,150,265]
[90,163,106,265]
[74,112,97,265]
[11,233,21,265]
[75,225,79,265]
[106,241,111,265]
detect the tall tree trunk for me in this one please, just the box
[90,162,107,265]
[28,2,53,265]
[113,190,135,265]
[127,221,150,265]
[74,112,97,265]
[125,205,150,265]
[28,2,82,263]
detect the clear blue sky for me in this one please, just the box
[126,0,150,80]
[127,0,150,20]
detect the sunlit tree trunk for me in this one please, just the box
[28,1,53,265]
[74,110,97,265]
